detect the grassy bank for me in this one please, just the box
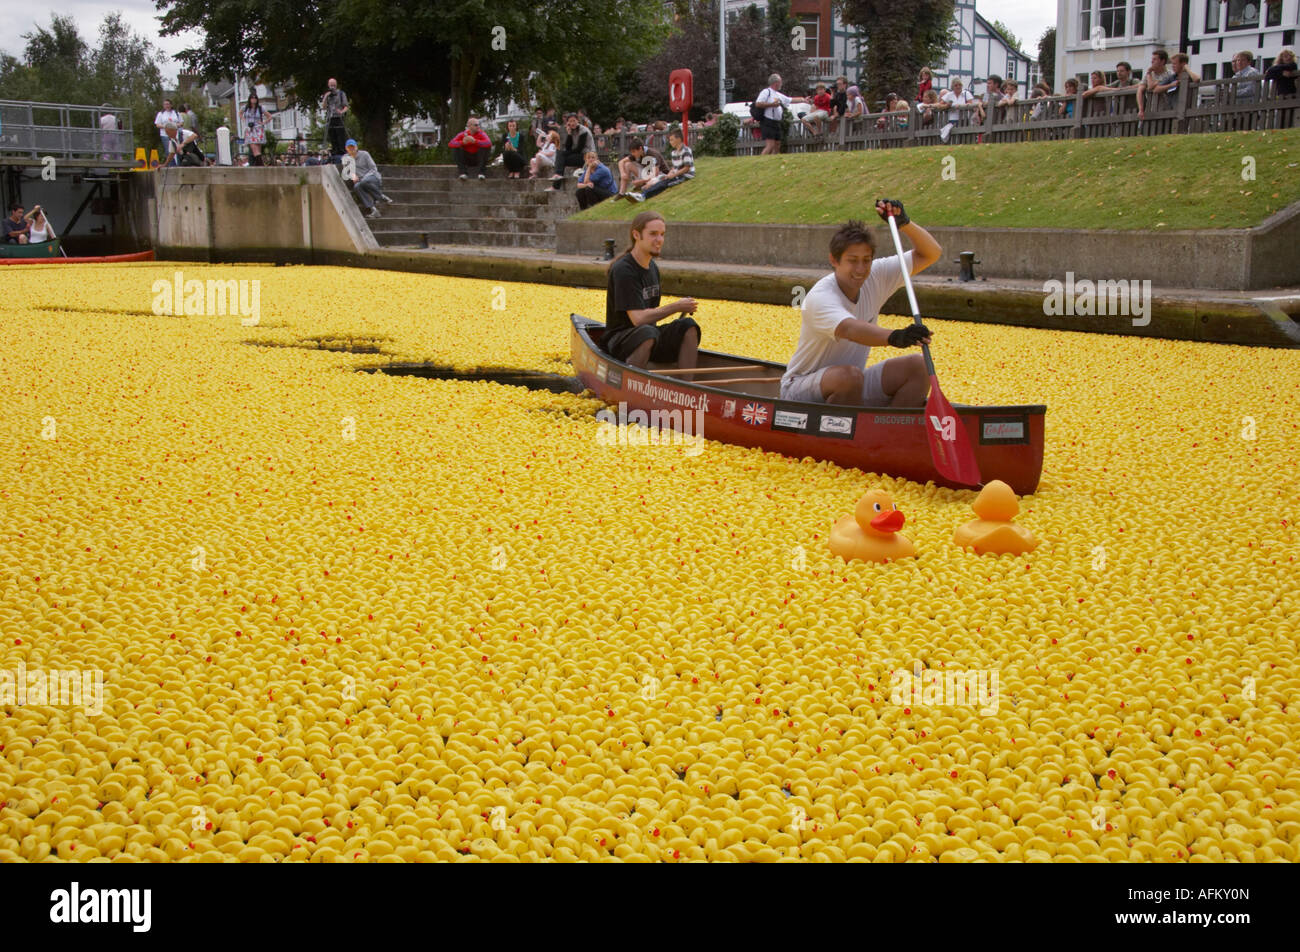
[575,129,1300,230]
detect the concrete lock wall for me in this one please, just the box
[556,207,1300,292]
[144,166,376,262]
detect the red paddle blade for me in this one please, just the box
[924,376,983,487]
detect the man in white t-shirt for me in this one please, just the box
[781,200,941,408]
[154,98,180,154]
[754,73,810,156]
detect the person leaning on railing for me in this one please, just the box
[1231,51,1262,102]
[1264,48,1297,96]
[1081,71,1110,117]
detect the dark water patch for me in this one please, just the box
[360,362,586,396]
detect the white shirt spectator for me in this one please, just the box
[1234,65,1262,101]
[756,86,793,120]
[154,108,179,134]
[940,88,975,124]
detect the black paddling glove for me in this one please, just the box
[877,199,910,226]
[888,324,931,348]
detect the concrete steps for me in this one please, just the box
[347,164,575,250]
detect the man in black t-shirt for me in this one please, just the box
[603,210,700,368]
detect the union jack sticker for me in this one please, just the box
[741,402,769,426]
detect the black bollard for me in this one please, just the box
[955,251,980,282]
[603,239,615,261]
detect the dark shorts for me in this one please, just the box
[602,317,700,363]
[760,118,783,141]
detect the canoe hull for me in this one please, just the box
[0,249,155,265]
[0,238,60,259]
[570,315,1046,494]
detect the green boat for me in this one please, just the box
[0,238,61,258]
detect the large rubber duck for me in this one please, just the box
[829,489,916,563]
[953,479,1039,555]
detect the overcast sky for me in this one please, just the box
[2,0,1057,85]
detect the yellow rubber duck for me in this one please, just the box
[953,480,1039,555]
[828,489,916,563]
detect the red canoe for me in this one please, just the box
[0,250,155,265]
[570,314,1046,494]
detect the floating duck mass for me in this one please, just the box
[1,264,1297,862]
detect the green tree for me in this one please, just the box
[988,19,1023,54]
[1038,27,1056,91]
[835,0,957,105]
[158,0,670,161]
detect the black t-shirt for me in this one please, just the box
[831,88,847,116]
[1264,63,1298,96]
[606,253,660,337]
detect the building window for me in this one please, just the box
[798,14,820,58]
[1080,2,1091,41]
[1226,1,1261,31]
[1266,0,1282,26]
[1206,0,1220,32]
[1203,62,1218,79]
[1099,0,1126,38]
[1134,0,1146,35]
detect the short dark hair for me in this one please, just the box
[1117,61,1132,71]
[9,202,22,212]
[1153,49,1170,64]
[629,136,644,151]
[829,220,876,260]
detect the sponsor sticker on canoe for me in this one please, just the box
[772,409,808,432]
[626,376,711,413]
[980,414,1029,445]
[873,414,924,426]
[817,413,856,438]
[595,361,608,383]
[606,368,622,387]
[722,399,737,420]
[740,402,770,427]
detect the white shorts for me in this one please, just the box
[780,362,889,407]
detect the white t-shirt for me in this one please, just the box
[783,251,913,383]
[756,86,792,120]
[940,89,974,123]
[154,109,179,132]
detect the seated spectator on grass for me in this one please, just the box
[1082,71,1110,117]
[344,139,392,217]
[634,128,693,202]
[575,150,617,209]
[530,130,560,178]
[616,137,669,198]
[799,82,832,135]
[919,90,942,127]
[554,113,596,187]
[4,204,30,244]
[1232,51,1262,102]
[497,118,527,178]
[450,117,492,179]
[1264,49,1298,96]
[529,106,547,143]
[917,67,933,102]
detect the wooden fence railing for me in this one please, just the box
[590,75,1296,163]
